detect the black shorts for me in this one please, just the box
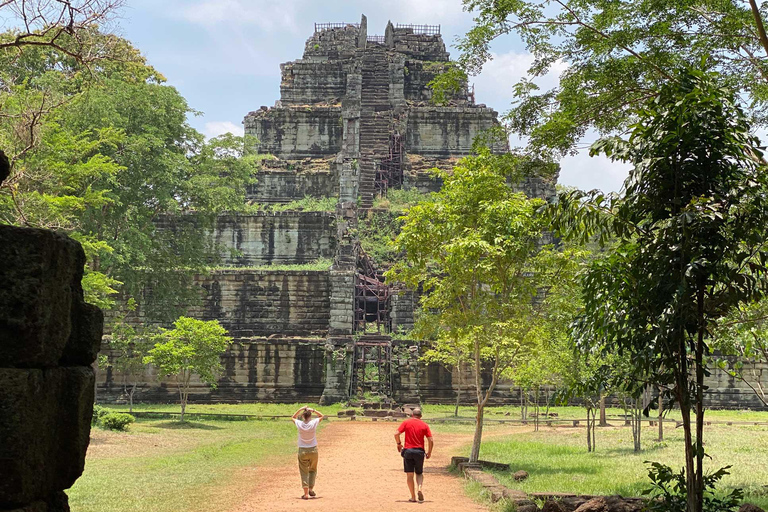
[401,448,426,474]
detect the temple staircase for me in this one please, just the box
[359,47,392,208]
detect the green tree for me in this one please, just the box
[144,317,233,422]
[444,0,768,157]
[0,28,259,316]
[106,300,155,413]
[552,68,768,512]
[387,148,571,462]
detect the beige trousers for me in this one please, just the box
[297,447,318,488]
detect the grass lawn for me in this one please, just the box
[69,403,338,512]
[472,421,768,509]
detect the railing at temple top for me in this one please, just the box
[395,23,441,35]
[314,22,360,33]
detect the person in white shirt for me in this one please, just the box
[291,406,325,499]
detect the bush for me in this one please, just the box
[643,461,743,512]
[99,412,136,431]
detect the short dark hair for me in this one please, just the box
[412,408,422,417]
[302,410,312,421]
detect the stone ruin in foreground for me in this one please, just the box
[98,16,766,408]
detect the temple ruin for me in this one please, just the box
[97,17,767,409]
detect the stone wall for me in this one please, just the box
[0,226,103,512]
[280,61,349,105]
[246,169,338,203]
[208,212,336,266]
[405,106,501,157]
[391,29,450,61]
[185,270,331,338]
[404,60,463,102]
[99,338,326,403]
[245,106,343,159]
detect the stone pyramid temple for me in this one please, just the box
[98,16,762,409]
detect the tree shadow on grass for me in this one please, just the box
[151,421,223,430]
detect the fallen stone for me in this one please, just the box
[542,501,568,512]
[514,470,529,481]
[573,496,645,512]
[740,505,766,512]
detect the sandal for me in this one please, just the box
[301,496,309,500]
[309,490,316,497]
[418,491,424,502]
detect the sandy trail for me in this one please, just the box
[229,420,488,512]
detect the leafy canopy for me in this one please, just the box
[448,0,768,157]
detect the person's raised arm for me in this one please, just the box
[426,436,434,459]
[313,408,325,422]
[292,406,306,420]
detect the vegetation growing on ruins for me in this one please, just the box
[244,195,338,213]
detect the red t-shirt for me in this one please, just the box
[397,418,433,449]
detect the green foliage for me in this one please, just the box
[0,30,259,320]
[372,188,432,213]
[643,462,743,512]
[387,148,582,461]
[144,317,233,421]
[92,404,108,425]
[428,63,468,106]
[99,412,136,431]
[551,68,768,511]
[450,0,768,157]
[210,259,333,271]
[260,195,337,212]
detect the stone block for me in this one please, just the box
[0,226,83,367]
[0,367,94,508]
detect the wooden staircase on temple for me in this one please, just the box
[359,48,392,209]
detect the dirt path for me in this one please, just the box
[229,420,488,512]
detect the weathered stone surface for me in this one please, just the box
[572,496,645,512]
[542,501,568,512]
[0,226,83,367]
[0,367,94,508]
[514,470,530,482]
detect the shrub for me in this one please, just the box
[99,412,136,431]
[643,461,743,512]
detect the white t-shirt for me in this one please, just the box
[294,418,320,448]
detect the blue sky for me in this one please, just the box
[118,0,630,192]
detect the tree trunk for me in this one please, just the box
[534,388,540,432]
[599,395,608,427]
[586,405,594,452]
[454,361,461,417]
[695,287,706,512]
[470,404,485,462]
[129,382,136,414]
[658,385,664,442]
[632,397,642,452]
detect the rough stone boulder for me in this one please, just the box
[0,226,104,512]
[572,496,645,512]
[514,470,530,481]
[739,505,766,512]
[542,501,568,512]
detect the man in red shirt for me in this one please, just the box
[395,407,434,502]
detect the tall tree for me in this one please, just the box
[0,26,259,317]
[443,0,768,157]
[552,68,768,512]
[387,148,571,462]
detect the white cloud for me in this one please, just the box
[473,51,567,109]
[204,121,245,139]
